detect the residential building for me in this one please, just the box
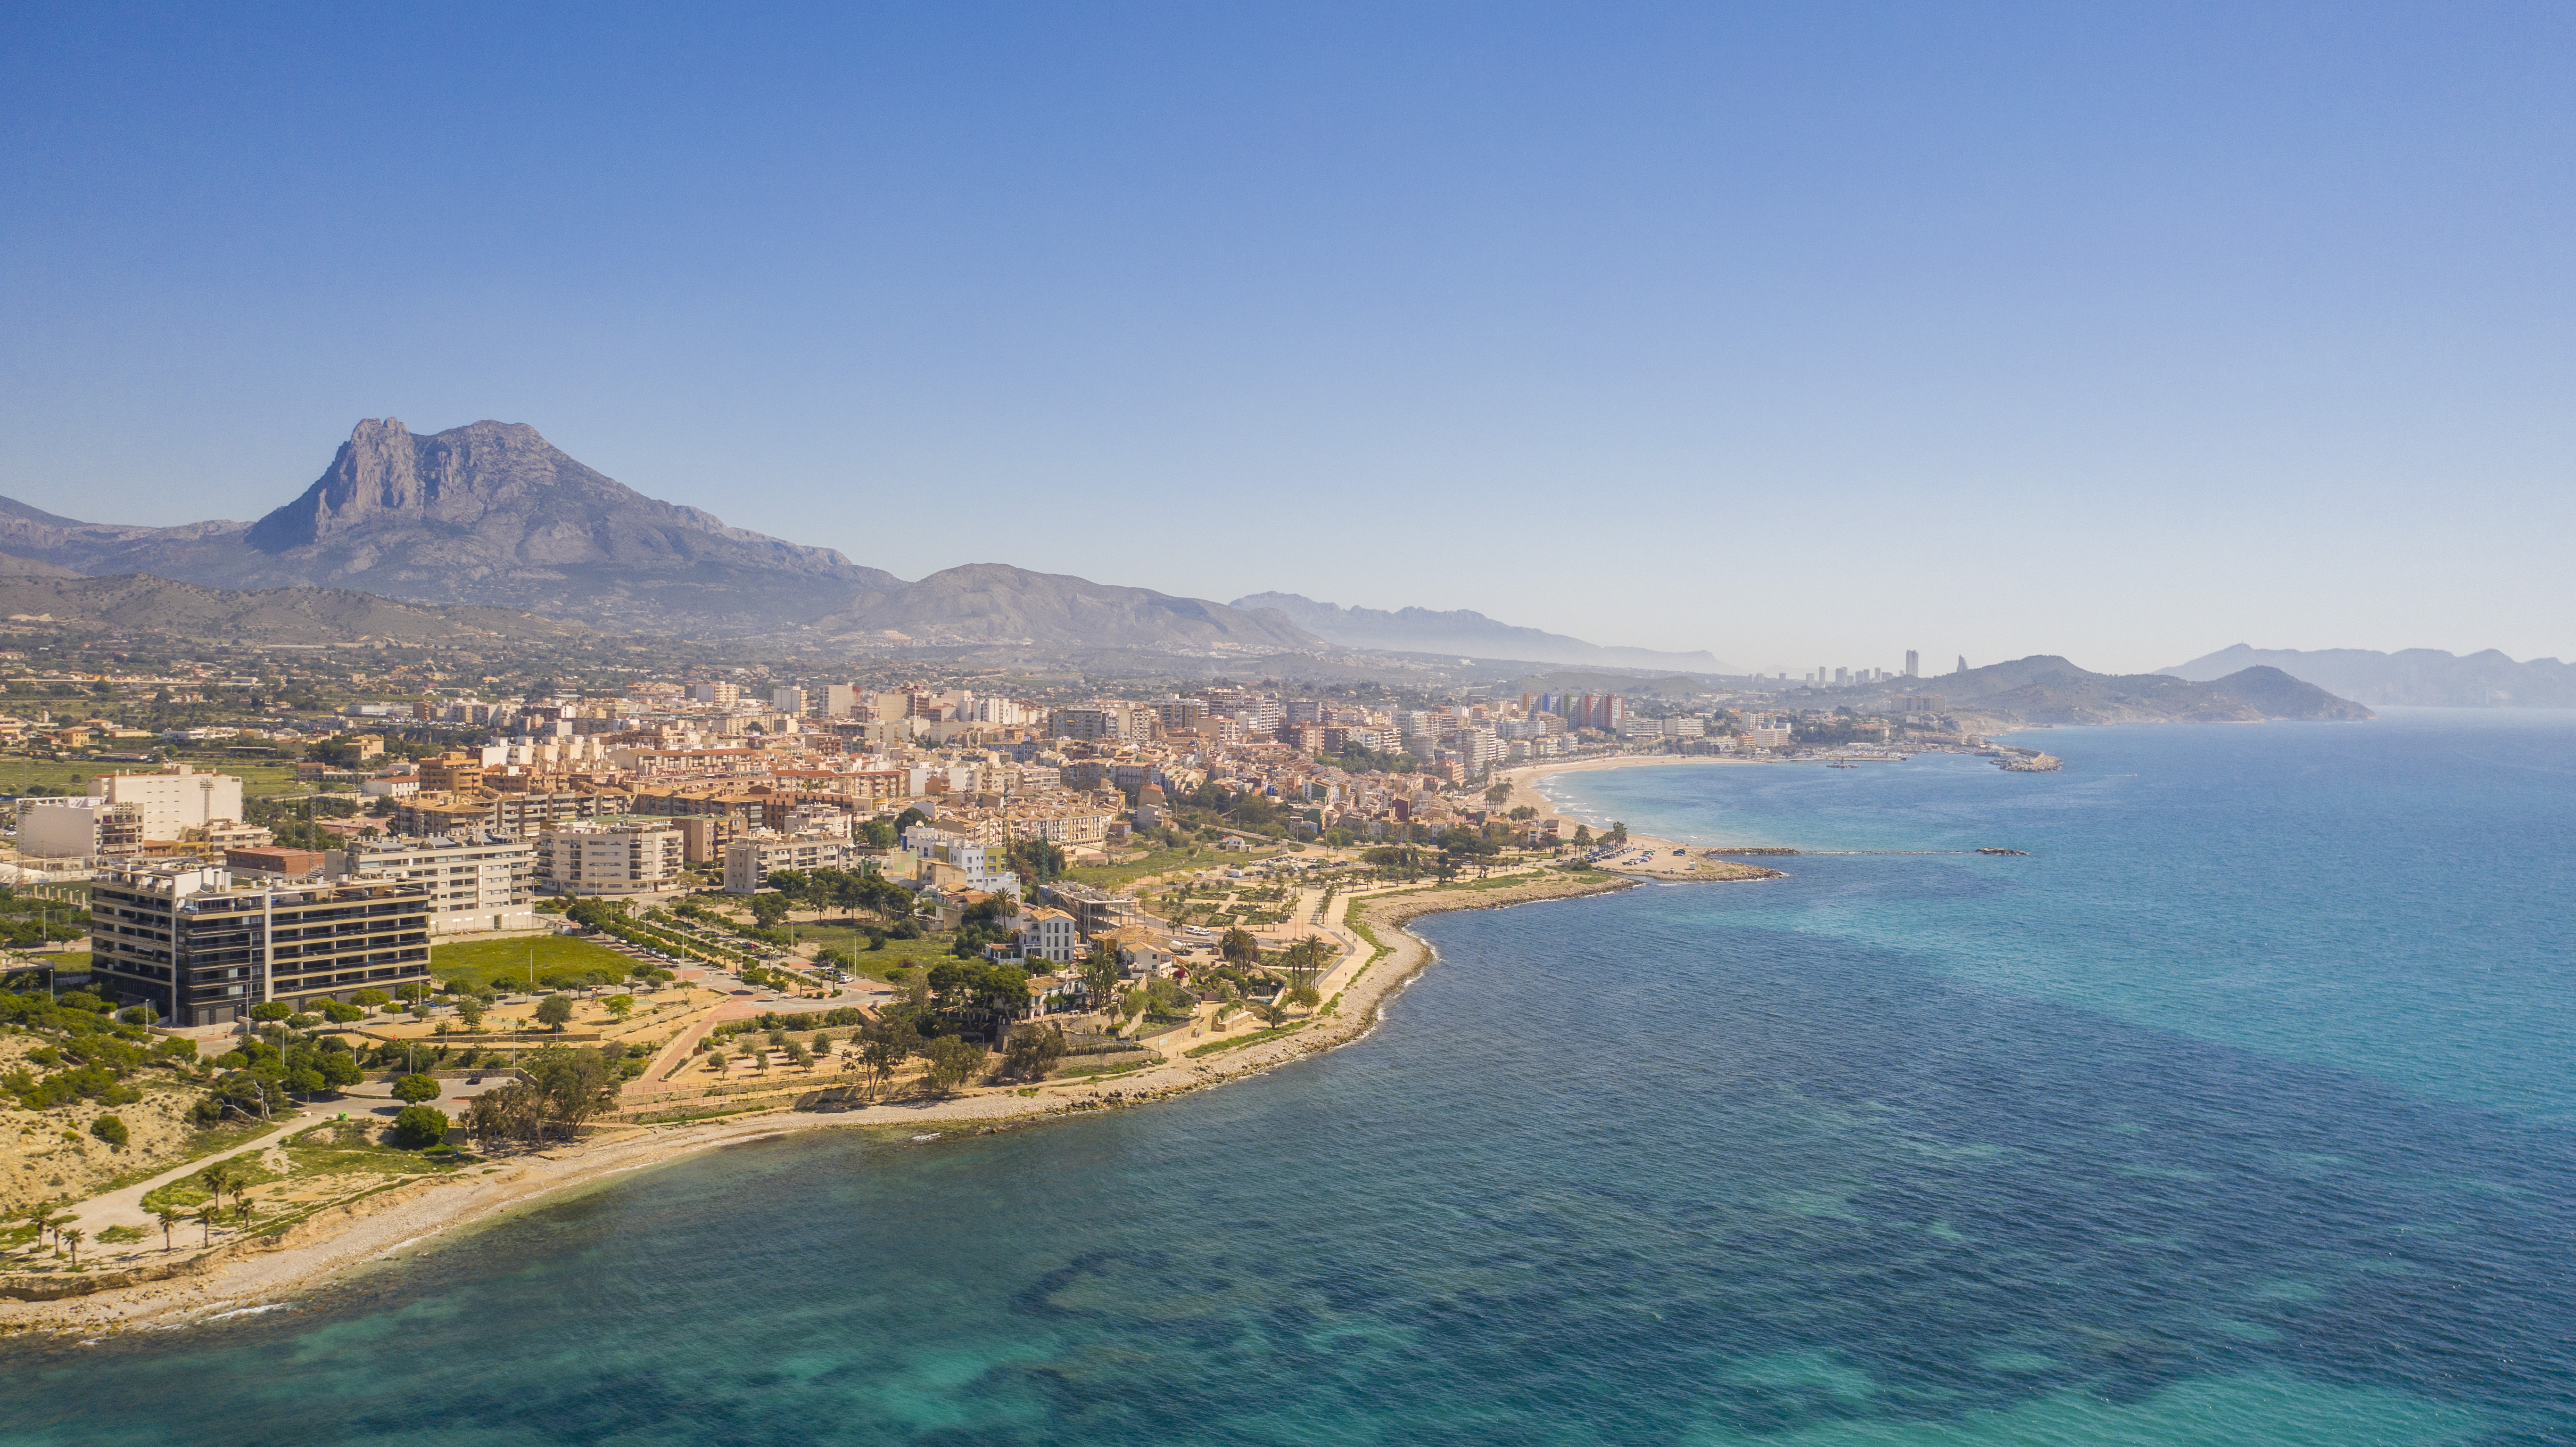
[417,752,486,793]
[15,797,145,859]
[535,818,684,896]
[722,833,857,894]
[89,863,432,1027]
[1014,905,1080,964]
[902,824,1023,896]
[90,764,244,841]
[327,831,537,933]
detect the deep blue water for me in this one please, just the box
[7,711,2573,1445]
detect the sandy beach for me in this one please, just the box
[1498,754,1790,881]
[0,868,1642,1337]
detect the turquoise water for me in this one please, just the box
[6,711,2572,1445]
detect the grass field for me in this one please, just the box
[0,752,304,798]
[790,922,963,982]
[428,935,640,993]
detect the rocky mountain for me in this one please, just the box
[817,565,1318,650]
[0,418,1317,649]
[2162,643,2576,708]
[1235,592,1736,672]
[1934,656,2373,725]
[0,571,585,645]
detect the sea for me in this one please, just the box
[5,708,2572,1446]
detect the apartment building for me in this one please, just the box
[535,818,685,896]
[91,764,243,840]
[327,831,536,934]
[15,797,146,859]
[1014,905,1080,964]
[89,863,432,1027]
[721,833,857,894]
[902,824,1023,896]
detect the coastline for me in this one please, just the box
[0,869,1640,1337]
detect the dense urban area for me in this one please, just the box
[0,633,2012,1287]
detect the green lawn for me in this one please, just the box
[1061,843,1223,890]
[791,922,964,982]
[428,934,641,993]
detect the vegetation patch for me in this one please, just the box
[1185,1023,1306,1058]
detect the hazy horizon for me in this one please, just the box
[5,4,2571,675]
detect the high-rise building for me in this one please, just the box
[90,863,433,1026]
[1905,650,1921,678]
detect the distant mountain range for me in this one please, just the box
[1234,592,1736,672]
[1932,655,2372,725]
[0,418,1317,651]
[2162,644,2576,708]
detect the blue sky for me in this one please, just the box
[3,2,2570,674]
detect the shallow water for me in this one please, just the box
[6,710,2571,1445]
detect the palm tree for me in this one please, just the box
[157,1208,180,1252]
[60,1226,83,1269]
[196,1203,218,1246]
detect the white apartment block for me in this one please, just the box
[91,764,244,840]
[902,824,1023,896]
[328,831,537,934]
[723,833,856,895]
[1015,905,1080,964]
[536,819,685,895]
[15,797,145,859]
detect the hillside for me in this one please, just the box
[2163,644,2576,708]
[0,573,587,645]
[815,565,1318,650]
[1935,656,2371,725]
[0,418,1322,650]
[1236,592,1736,672]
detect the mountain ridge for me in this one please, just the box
[1234,592,1736,672]
[0,418,1317,651]
[1935,655,2372,725]
[2162,643,2576,708]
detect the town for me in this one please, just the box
[0,640,2004,1287]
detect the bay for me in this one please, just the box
[6,710,2571,1446]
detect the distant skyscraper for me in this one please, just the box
[1905,650,1920,677]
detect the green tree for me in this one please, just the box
[352,988,392,1011]
[248,1000,291,1023]
[1077,942,1125,1017]
[391,1073,441,1104]
[920,1035,984,1095]
[90,1114,129,1148]
[603,994,635,1019]
[1220,928,1259,970]
[999,1022,1066,1081]
[60,1226,82,1269]
[534,994,576,1031]
[455,996,488,1031]
[393,1104,450,1147]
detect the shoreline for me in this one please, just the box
[0,869,1643,1337]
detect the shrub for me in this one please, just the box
[391,1073,441,1104]
[90,1114,129,1148]
[392,1104,450,1148]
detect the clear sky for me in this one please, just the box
[4,3,2570,675]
